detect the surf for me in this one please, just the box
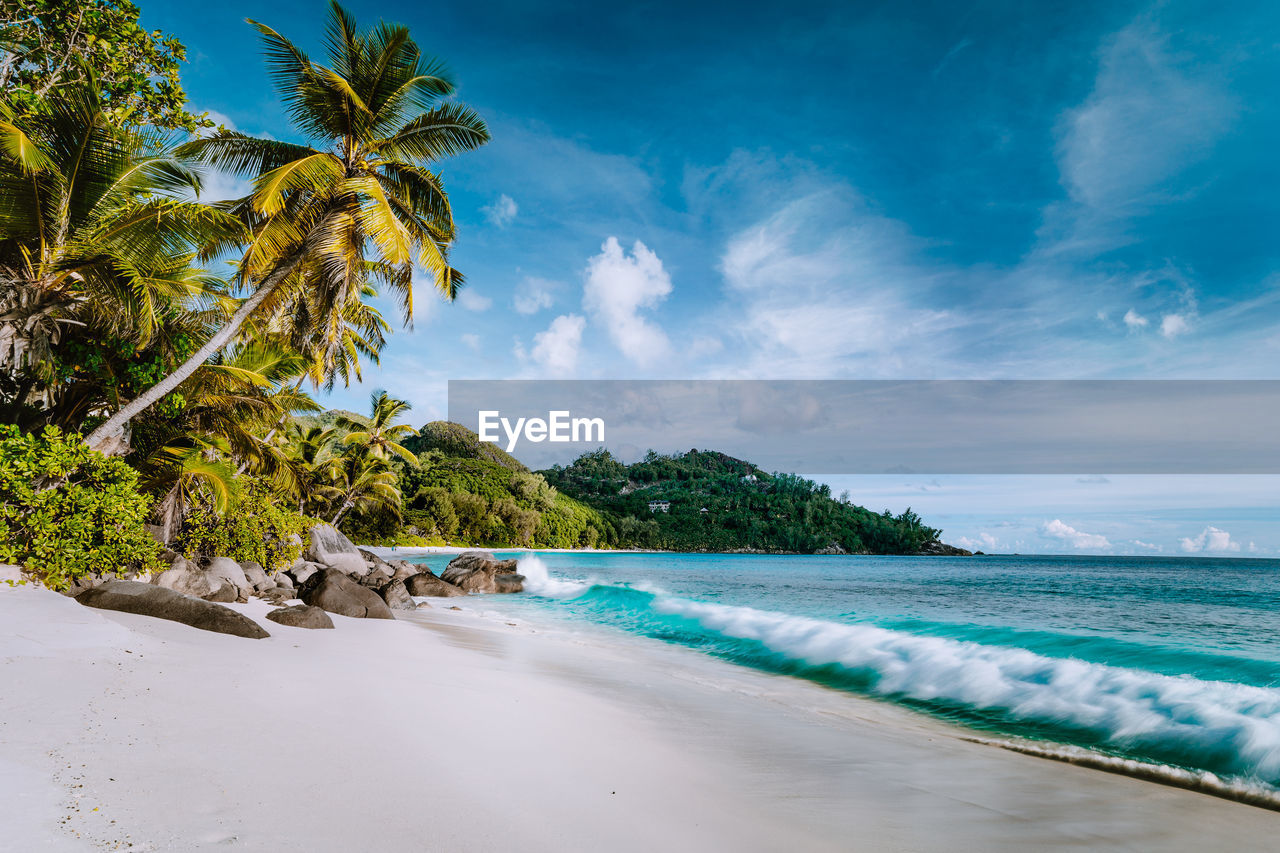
[522,576,1280,791]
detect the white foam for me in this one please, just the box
[517,554,591,598]
[650,597,1280,782]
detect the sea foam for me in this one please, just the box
[517,554,591,598]
[644,596,1280,784]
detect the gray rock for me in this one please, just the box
[388,560,419,583]
[404,572,466,597]
[287,561,322,586]
[298,569,394,619]
[205,557,252,601]
[266,604,334,629]
[238,561,271,593]
[259,587,297,605]
[154,558,220,599]
[76,581,269,639]
[440,551,521,594]
[379,579,417,611]
[271,571,295,590]
[494,574,525,593]
[358,564,393,589]
[304,523,368,576]
[204,581,238,603]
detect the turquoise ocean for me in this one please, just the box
[407,552,1280,799]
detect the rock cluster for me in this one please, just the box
[69,523,526,638]
[439,551,524,594]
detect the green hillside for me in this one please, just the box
[540,448,949,554]
[341,420,959,554]
[381,421,615,548]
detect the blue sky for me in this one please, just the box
[147,0,1280,555]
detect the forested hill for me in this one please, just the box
[539,448,964,555]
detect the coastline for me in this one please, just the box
[3,583,1276,852]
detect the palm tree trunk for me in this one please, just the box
[85,249,305,453]
[331,499,354,526]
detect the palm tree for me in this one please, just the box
[338,389,416,463]
[0,79,238,438]
[84,2,489,451]
[319,446,400,526]
[284,423,337,514]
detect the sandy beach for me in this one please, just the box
[2,583,1276,852]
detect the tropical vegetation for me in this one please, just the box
[0,0,948,589]
[0,0,490,587]
[541,448,944,554]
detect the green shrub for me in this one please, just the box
[0,424,161,590]
[178,478,311,573]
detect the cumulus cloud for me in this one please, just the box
[514,314,585,376]
[457,290,492,312]
[582,237,672,365]
[1160,313,1191,338]
[482,194,518,227]
[1123,309,1148,330]
[1041,519,1112,550]
[1179,526,1240,553]
[1132,539,1162,551]
[512,277,556,315]
[955,532,999,551]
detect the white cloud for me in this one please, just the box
[482,194,518,227]
[457,290,492,312]
[716,189,958,377]
[514,314,585,376]
[1041,519,1112,550]
[1160,313,1191,338]
[1055,21,1235,214]
[582,237,672,365]
[1179,526,1240,553]
[955,532,999,551]
[1131,539,1161,551]
[512,277,556,315]
[1123,309,1148,330]
[460,333,481,352]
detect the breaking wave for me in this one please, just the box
[533,580,1280,792]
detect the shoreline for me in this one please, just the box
[3,584,1277,851]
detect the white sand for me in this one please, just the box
[1,584,1276,852]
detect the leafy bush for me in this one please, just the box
[0,424,161,590]
[178,478,312,573]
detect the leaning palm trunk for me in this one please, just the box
[331,498,355,526]
[86,2,488,451]
[84,249,305,453]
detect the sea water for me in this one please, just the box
[408,552,1280,795]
